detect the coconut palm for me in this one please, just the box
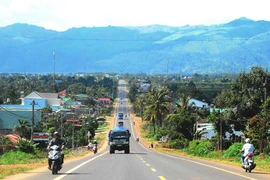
[144,86,170,134]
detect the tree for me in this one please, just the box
[215,67,270,131]
[68,83,86,94]
[144,86,170,134]
[14,119,31,139]
[247,98,270,153]
[208,110,232,150]
[165,110,195,141]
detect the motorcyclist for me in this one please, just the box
[47,132,65,170]
[88,141,93,150]
[241,138,255,166]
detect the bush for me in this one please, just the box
[205,151,220,158]
[188,140,214,156]
[223,143,244,158]
[0,150,35,164]
[15,140,39,154]
[169,138,189,149]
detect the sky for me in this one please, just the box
[0,0,270,31]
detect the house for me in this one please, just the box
[188,98,209,109]
[21,91,61,109]
[58,90,67,98]
[98,98,111,105]
[0,91,61,130]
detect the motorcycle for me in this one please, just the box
[242,154,256,173]
[48,145,61,175]
[93,144,97,154]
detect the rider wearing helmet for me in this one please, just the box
[241,138,255,166]
[47,132,65,170]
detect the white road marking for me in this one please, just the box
[53,151,108,180]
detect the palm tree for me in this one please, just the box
[135,94,147,120]
[176,93,194,112]
[144,86,170,134]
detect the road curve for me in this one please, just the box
[4,80,269,180]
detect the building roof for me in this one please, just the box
[98,98,111,101]
[58,90,66,95]
[37,92,59,99]
[25,91,59,99]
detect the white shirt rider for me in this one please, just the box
[242,141,255,156]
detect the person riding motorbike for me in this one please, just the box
[47,132,65,170]
[241,138,255,166]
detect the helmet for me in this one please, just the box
[245,138,250,143]
[53,131,60,136]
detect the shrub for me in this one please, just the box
[15,140,39,154]
[169,138,189,149]
[188,140,214,156]
[205,151,220,158]
[0,150,35,164]
[223,143,244,158]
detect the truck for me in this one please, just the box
[108,122,131,154]
[118,112,124,120]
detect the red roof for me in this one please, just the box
[98,98,111,101]
[4,134,21,144]
[58,90,67,95]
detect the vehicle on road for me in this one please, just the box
[242,154,256,173]
[118,112,124,119]
[108,122,131,154]
[48,145,61,175]
[93,144,97,154]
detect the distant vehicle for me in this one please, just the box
[108,123,131,154]
[118,113,124,119]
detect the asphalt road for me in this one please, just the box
[5,80,270,180]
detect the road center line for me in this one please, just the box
[53,151,108,180]
[159,176,166,180]
[151,168,157,172]
[146,164,150,166]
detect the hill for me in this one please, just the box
[0,18,270,74]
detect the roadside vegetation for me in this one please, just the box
[128,66,270,172]
[0,73,117,178]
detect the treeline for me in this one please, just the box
[129,67,270,154]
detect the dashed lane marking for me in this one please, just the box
[159,176,166,180]
[146,164,150,166]
[151,168,157,172]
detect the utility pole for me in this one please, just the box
[53,52,55,81]
[220,118,223,152]
[30,100,37,141]
[264,75,267,103]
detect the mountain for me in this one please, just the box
[0,18,270,74]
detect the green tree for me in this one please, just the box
[208,110,232,150]
[14,119,31,139]
[68,83,86,94]
[144,86,170,134]
[165,110,195,141]
[247,98,270,153]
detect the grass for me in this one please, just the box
[0,165,34,179]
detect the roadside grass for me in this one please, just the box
[0,115,113,179]
[138,120,270,173]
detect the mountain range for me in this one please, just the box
[1,17,270,74]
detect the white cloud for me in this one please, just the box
[0,0,270,31]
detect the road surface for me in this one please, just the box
[5,80,269,180]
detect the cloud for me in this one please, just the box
[0,0,270,31]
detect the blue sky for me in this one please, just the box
[0,0,270,31]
